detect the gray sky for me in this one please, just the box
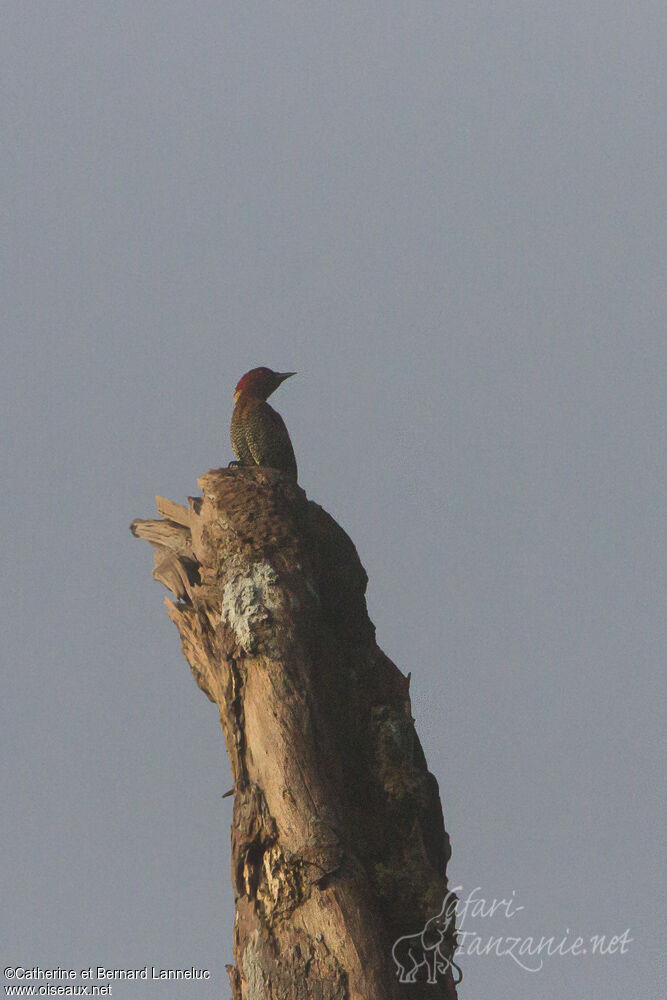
[2,3,665,998]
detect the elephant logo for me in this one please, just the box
[392,889,463,985]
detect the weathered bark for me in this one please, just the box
[131,468,460,999]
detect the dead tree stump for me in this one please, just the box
[131,467,459,999]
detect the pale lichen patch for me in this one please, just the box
[221,562,282,654]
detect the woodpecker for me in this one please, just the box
[230,367,298,481]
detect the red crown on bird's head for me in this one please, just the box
[234,367,296,401]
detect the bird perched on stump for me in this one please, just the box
[230,367,298,481]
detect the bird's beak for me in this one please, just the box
[277,371,296,382]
